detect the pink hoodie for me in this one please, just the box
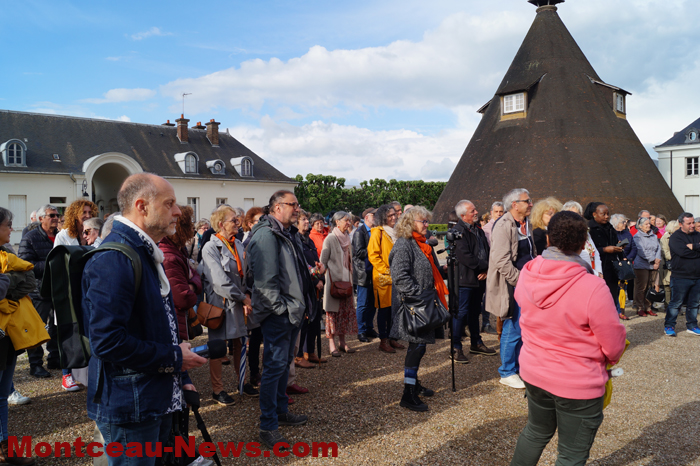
[515,256,627,399]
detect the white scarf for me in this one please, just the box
[383,225,397,243]
[114,215,171,298]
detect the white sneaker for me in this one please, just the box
[500,374,526,389]
[62,374,81,392]
[8,390,31,405]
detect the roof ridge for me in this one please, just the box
[0,108,187,130]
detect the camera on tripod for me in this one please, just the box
[445,230,463,243]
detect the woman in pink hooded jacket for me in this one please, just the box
[510,211,627,466]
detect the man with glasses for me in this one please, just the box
[18,204,60,378]
[246,190,315,450]
[486,189,536,389]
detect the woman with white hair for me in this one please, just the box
[320,211,358,356]
[633,217,662,317]
[562,201,603,278]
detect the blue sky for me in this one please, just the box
[2,0,699,184]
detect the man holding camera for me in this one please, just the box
[450,200,496,363]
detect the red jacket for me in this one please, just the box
[159,237,202,340]
[309,227,328,257]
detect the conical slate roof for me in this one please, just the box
[433,4,682,222]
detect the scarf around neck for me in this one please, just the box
[542,246,594,275]
[333,227,352,274]
[215,233,243,278]
[412,231,448,307]
[383,225,397,243]
[115,215,171,297]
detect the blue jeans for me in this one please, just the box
[665,277,700,330]
[499,303,522,378]
[452,285,484,350]
[377,306,392,339]
[96,413,172,466]
[356,285,376,335]
[259,312,300,431]
[0,353,17,441]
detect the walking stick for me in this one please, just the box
[316,289,322,369]
[239,315,248,397]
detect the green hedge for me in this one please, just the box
[429,224,448,232]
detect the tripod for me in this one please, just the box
[440,230,461,392]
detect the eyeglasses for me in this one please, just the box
[224,218,240,225]
[414,219,429,226]
[278,202,300,210]
[82,229,93,236]
[515,199,533,205]
[46,213,59,218]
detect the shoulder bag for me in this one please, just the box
[197,297,225,330]
[400,288,450,337]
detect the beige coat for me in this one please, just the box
[660,231,672,286]
[485,211,536,318]
[320,232,352,313]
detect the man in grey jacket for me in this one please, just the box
[247,190,314,450]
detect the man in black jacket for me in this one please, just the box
[18,204,60,378]
[665,212,700,337]
[451,200,496,363]
[353,208,377,342]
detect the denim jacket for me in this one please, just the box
[82,221,190,424]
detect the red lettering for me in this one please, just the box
[54,441,71,457]
[7,436,31,458]
[312,442,338,458]
[74,437,85,457]
[86,442,103,457]
[199,442,216,458]
[245,442,261,458]
[175,436,196,458]
[217,441,245,457]
[125,442,143,458]
[105,442,123,457]
[34,442,52,458]
[145,442,162,458]
[273,442,290,458]
[293,442,310,457]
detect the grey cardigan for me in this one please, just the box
[388,237,442,344]
[201,235,249,340]
[633,230,661,270]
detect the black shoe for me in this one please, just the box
[212,391,235,406]
[46,361,61,370]
[416,380,434,397]
[450,348,470,364]
[277,412,308,426]
[259,430,290,450]
[30,365,51,378]
[240,383,259,397]
[365,329,379,338]
[358,333,370,343]
[400,383,428,412]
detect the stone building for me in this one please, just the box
[655,118,700,215]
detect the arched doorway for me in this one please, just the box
[82,152,143,217]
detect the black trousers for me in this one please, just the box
[28,297,59,368]
[247,327,263,377]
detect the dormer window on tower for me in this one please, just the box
[1,140,27,167]
[500,92,527,121]
[614,92,625,114]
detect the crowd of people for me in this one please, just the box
[0,175,697,464]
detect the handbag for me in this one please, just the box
[329,274,353,300]
[197,301,225,330]
[187,307,204,339]
[646,288,665,304]
[612,259,635,281]
[400,288,450,337]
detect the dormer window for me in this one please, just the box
[1,139,27,167]
[206,159,226,175]
[173,152,199,175]
[230,156,254,177]
[615,93,625,114]
[686,129,699,144]
[503,93,525,113]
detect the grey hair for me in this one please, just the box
[117,173,159,214]
[695,217,700,223]
[637,217,650,229]
[83,218,104,235]
[29,210,38,221]
[490,201,504,211]
[309,213,324,226]
[233,207,245,217]
[390,201,402,211]
[562,201,583,215]
[610,214,627,229]
[330,211,351,227]
[455,200,474,217]
[37,204,58,219]
[0,207,13,226]
[503,188,529,210]
[638,210,650,218]
[101,212,120,239]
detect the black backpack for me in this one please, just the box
[40,243,142,369]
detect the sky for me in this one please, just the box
[2,0,699,185]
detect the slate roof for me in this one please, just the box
[432,5,682,222]
[656,116,700,147]
[0,109,293,183]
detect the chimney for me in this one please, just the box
[176,114,190,143]
[161,119,175,127]
[206,119,220,146]
[192,121,206,130]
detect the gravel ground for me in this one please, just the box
[11,304,700,465]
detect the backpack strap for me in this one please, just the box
[83,242,142,296]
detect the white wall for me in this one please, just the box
[656,145,700,214]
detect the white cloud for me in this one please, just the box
[130,27,172,41]
[116,115,131,122]
[231,116,469,181]
[81,88,156,104]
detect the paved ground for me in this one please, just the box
[11,305,700,465]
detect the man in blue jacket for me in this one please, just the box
[82,173,207,463]
[353,208,377,342]
[665,212,700,337]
